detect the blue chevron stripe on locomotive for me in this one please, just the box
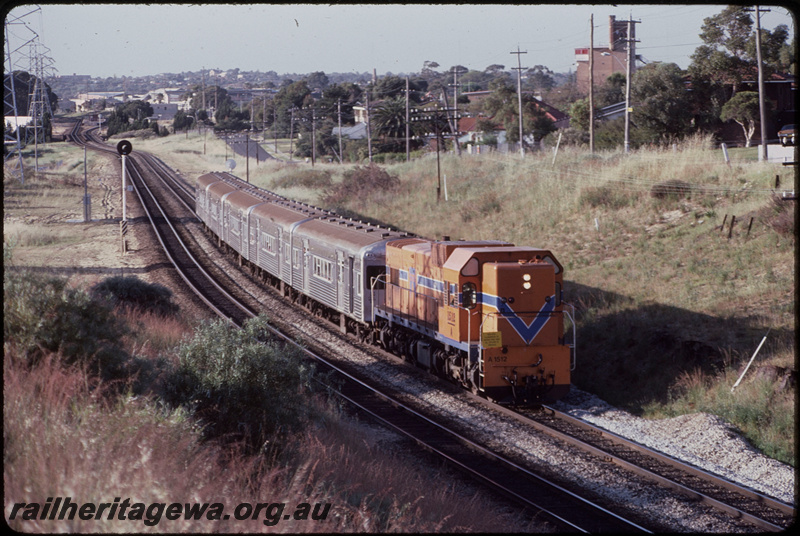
[481,294,556,345]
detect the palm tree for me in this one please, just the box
[371,97,407,151]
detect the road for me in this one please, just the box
[223,134,273,162]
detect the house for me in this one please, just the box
[457,116,506,147]
[331,122,368,140]
[143,88,185,105]
[148,103,179,122]
[71,91,125,112]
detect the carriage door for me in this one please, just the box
[302,239,310,293]
[348,256,355,315]
[337,251,346,311]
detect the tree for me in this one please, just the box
[690,6,791,91]
[305,71,329,90]
[172,109,193,131]
[371,97,407,152]
[631,63,693,142]
[568,98,592,132]
[525,65,556,93]
[595,72,626,108]
[720,91,769,147]
[482,80,555,145]
[371,75,406,100]
[106,100,154,136]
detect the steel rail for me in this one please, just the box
[540,405,795,531]
[478,396,794,532]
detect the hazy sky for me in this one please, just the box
[5,3,796,79]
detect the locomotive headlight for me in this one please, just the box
[523,273,532,290]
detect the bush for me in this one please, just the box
[324,163,400,207]
[650,179,692,199]
[165,315,317,451]
[760,194,795,237]
[3,269,128,376]
[91,275,178,316]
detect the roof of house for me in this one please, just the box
[332,122,368,139]
[458,116,504,133]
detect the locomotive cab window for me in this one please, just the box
[366,266,385,290]
[462,282,477,309]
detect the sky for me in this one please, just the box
[5,3,796,79]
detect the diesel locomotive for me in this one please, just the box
[196,171,575,404]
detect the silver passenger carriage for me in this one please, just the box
[195,173,410,329]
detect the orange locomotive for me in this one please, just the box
[374,237,574,404]
[196,172,574,405]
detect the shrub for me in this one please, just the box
[91,275,178,316]
[650,179,692,199]
[165,315,317,451]
[324,163,400,207]
[3,269,128,376]
[760,194,795,237]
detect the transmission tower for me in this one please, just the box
[27,39,57,172]
[4,5,51,182]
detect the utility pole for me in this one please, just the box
[589,15,595,154]
[623,18,640,153]
[751,5,771,161]
[289,107,295,161]
[449,67,467,156]
[337,99,344,164]
[511,46,527,157]
[405,76,410,162]
[201,67,206,111]
[311,107,317,167]
[365,87,373,163]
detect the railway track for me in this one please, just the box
[70,122,794,532]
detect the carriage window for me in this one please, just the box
[313,256,333,282]
[462,282,477,309]
[261,232,276,254]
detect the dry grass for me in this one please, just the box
[3,347,539,532]
[3,263,541,532]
